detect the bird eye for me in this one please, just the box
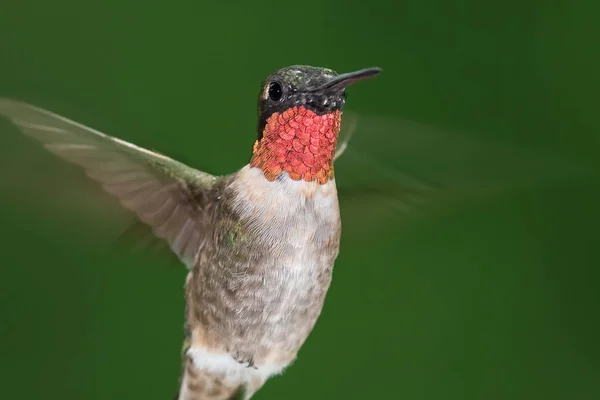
[268,81,283,101]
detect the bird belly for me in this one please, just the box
[254,255,335,364]
[184,167,341,384]
[186,239,338,380]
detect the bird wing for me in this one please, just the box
[0,98,217,269]
[334,112,589,232]
[334,111,358,161]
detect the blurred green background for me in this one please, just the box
[1,0,599,399]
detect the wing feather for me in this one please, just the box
[0,98,217,269]
[334,113,588,231]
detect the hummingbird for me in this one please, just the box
[0,65,382,400]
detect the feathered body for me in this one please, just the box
[179,167,340,399]
[0,65,381,399]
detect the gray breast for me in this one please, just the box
[186,165,341,368]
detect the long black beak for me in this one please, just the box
[310,67,382,92]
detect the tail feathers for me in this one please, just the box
[175,358,247,400]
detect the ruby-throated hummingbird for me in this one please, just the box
[0,65,381,400]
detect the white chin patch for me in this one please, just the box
[186,347,287,383]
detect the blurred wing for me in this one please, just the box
[334,113,588,229]
[0,98,217,269]
[335,111,358,160]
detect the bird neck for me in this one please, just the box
[250,106,341,184]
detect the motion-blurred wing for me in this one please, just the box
[334,113,588,228]
[0,98,217,269]
[335,111,358,161]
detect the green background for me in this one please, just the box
[1,0,599,399]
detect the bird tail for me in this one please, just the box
[175,357,246,400]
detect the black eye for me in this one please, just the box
[268,81,283,101]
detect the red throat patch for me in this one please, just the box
[250,106,341,184]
